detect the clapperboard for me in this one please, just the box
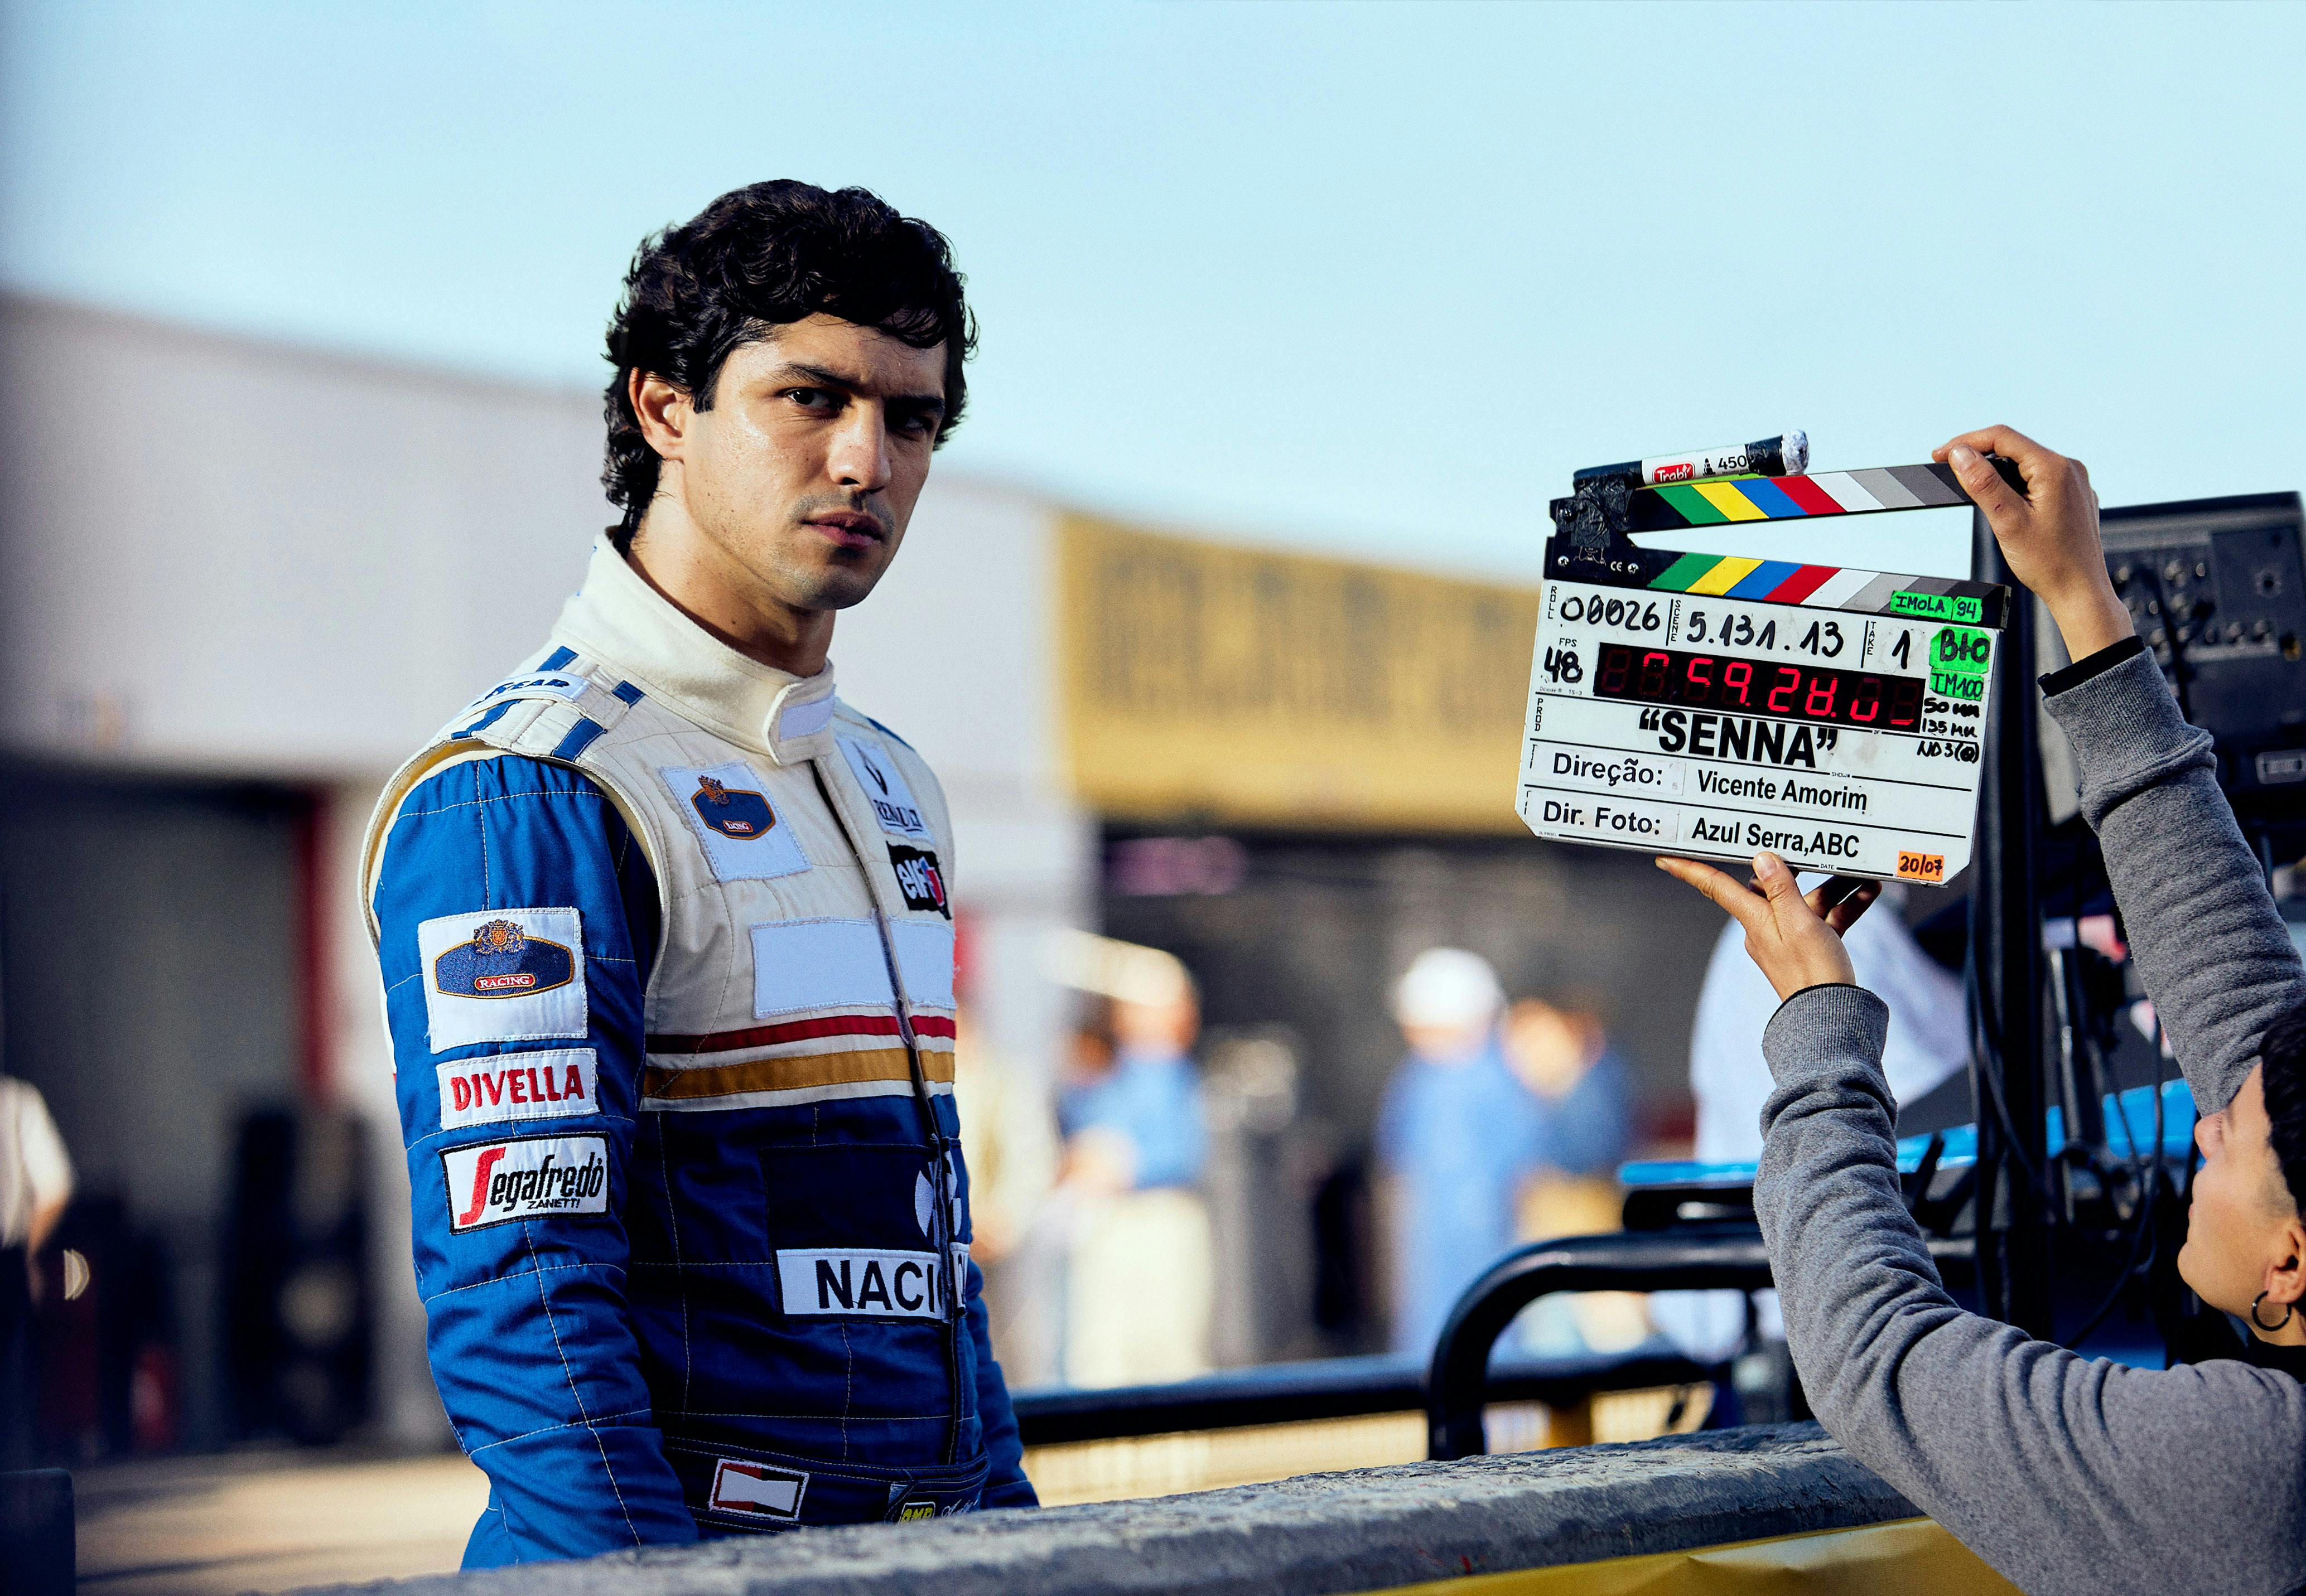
[1519,440,2015,884]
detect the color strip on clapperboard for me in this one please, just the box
[1625,461,2003,620]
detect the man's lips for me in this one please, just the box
[805,512,886,550]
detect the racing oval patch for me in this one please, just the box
[433,918,576,998]
[691,774,778,839]
[417,908,588,1051]
[441,1133,609,1232]
[659,762,810,883]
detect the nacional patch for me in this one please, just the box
[417,908,587,1051]
[887,844,950,918]
[708,1459,807,1522]
[838,735,933,842]
[441,1133,608,1232]
[776,1247,947,1319]
[660,762,810,883]
[435,1048,598,1131]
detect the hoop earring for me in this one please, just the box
[2251,1291,2295,1332]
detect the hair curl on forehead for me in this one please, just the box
[601,180,974,549]
[2254,1003,2306,1215]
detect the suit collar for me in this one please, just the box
[552,534,839,766]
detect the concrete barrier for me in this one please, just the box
[295,1423,1926,1595]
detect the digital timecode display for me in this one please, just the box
[1591,642,1927,732]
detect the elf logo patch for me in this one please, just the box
[691,775,778,840]
[887,844,949,918]
[435,1049,597,1131]
[433,918,575,999]
[442,1134,608,1232]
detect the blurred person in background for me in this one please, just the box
[952,1012,1060,1386]
[1,1073,73,1467]
[1376,949,1545,1358]
[1053,950,1214,1386]
[1652,884,1967,1363]
[1502,997,1641,1355]
[361,181,1031,1566]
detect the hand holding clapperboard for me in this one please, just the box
[1519,432,2016,886]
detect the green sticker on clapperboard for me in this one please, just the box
[1928,626,1992,700]
[1890,590,1983,625]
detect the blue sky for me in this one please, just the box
[4,1,2302,579]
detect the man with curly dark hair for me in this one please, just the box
[359,180,1034,1567]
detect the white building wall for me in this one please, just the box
[1,295,1090,1440]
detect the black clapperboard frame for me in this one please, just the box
[1519,457,2018,884]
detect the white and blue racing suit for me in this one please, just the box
[361,535,1033,1566]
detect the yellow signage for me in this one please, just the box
[1056,514,1540,834]
[1370,1517,2019,1594]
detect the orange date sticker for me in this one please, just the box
[1897,850,1947,883]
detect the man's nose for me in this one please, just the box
[827,405,893,494]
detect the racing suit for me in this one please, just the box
[361,534,1035,1566]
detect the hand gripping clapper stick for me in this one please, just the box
[1519,439,2020,884]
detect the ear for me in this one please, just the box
[2269,1214,2306,1309]
[628,369,693,461]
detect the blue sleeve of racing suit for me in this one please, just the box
[964,1258,1038,1507]
[373,755,696,1564]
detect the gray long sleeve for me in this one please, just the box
[1752,654,2306,1596]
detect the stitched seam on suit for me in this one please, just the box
[477,794,493,906]
[403,1114,635,1157]
[525,1227,641,1545]
[466,1406,658,1455]
[838,1322,854,1460]
[421,1260,628,1305]
[655,1118,693,1415]
[399,790,614,821]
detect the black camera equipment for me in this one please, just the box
[2098,492,2306,853]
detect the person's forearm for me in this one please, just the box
[2041,581,2136,668]
[2044,650,2306,1113]
[1754,988,1961,1433]
[26,1199,66,1257]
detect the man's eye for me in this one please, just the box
[786,387,837,412]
